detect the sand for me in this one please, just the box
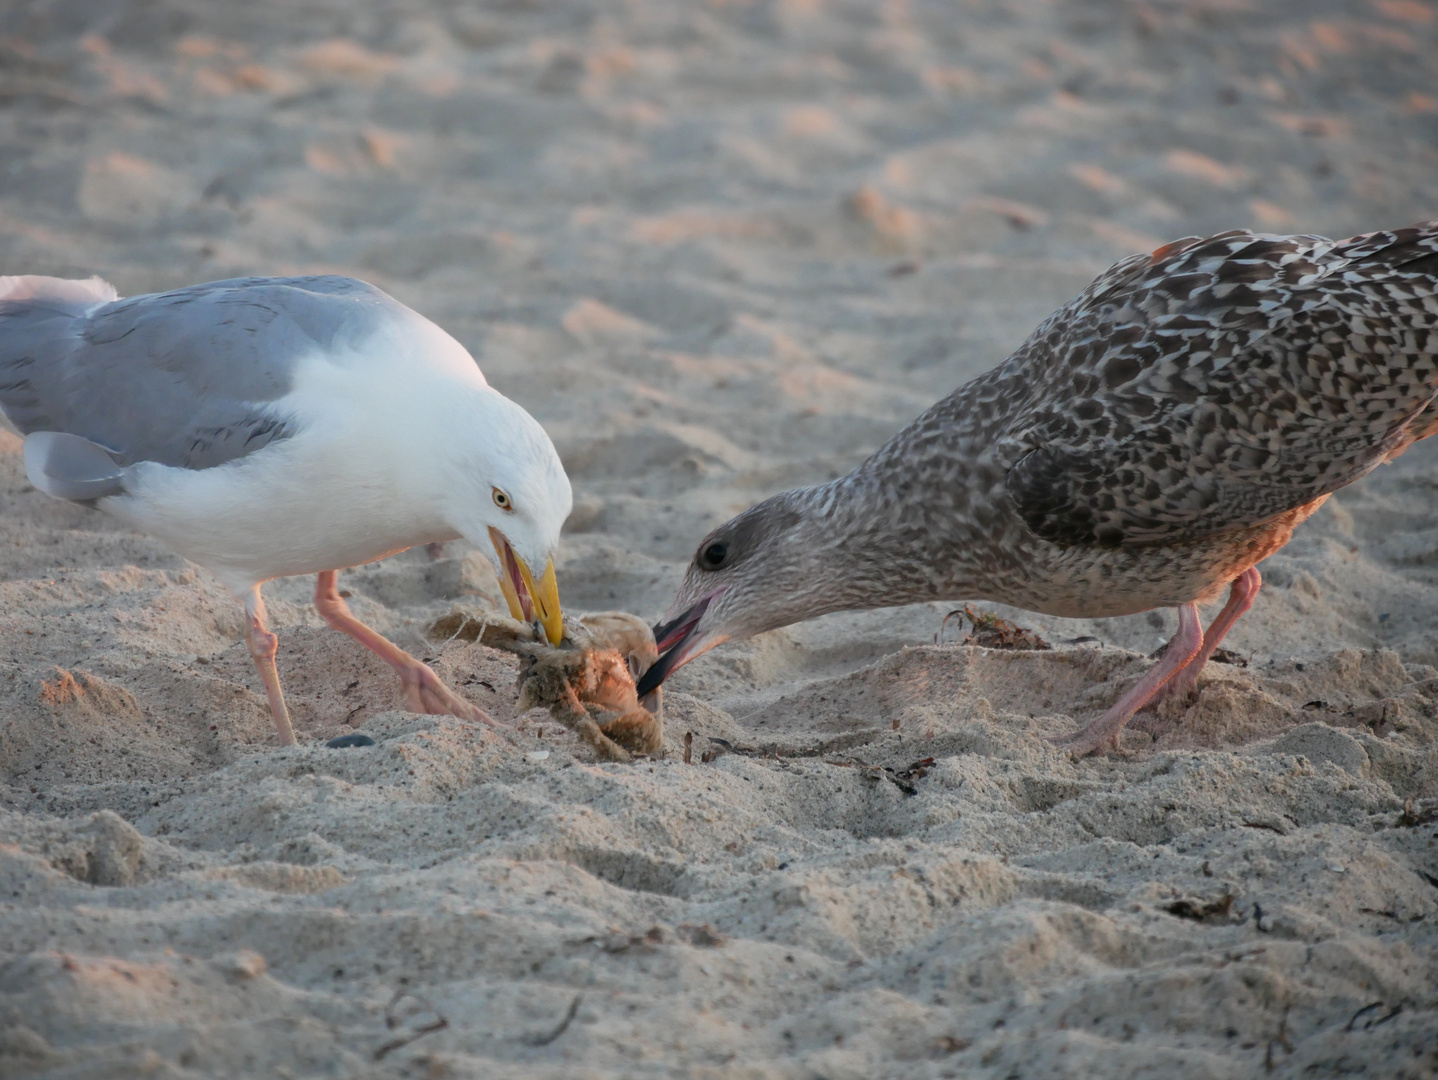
[1,0,1437,1076]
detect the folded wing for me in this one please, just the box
[0,274,414,500]
[1004,223,1438,547]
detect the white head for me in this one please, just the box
[436,388,572,644]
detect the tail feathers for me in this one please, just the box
[0,274,118,310]
[23,431,127,503]
[0,275,119,436]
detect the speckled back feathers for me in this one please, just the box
[666,222,1438,634]
[996,223,1438,548]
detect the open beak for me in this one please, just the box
[634,591,725,697]
[489,526,563,646]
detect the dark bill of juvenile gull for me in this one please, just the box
[0,273,572,745]
[638,220,1438,757]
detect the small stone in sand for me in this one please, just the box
[326,733,376,749]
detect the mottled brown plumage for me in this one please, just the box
[638,222,1438,755]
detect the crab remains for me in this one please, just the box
[429,609,663,763]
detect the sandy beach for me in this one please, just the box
[1,0,1437,1076]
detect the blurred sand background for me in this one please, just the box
[2,0,1438,1076]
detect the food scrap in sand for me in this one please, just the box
[429,608,663,762]
[939,606,1052,651]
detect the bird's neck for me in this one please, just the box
[807,410,1006,609]
[763,473,975,623]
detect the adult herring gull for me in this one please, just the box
[637,221,1438,756]
[0,273,571,745]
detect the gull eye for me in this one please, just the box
[492,487,513,511]
[698,541,728,570]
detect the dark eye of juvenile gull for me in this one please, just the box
[699,541,729,570]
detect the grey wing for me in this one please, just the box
[1004,222,1438,548]
[0,274,410,482]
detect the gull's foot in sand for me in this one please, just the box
[1052,604,1206,757]
[1049,721,1125,759]
[1137,666,1201,715]
[400,661,499,727]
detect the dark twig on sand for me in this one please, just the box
[1264,1006,1293,1071]
[1346,1001,1383,1032]
[526,993,583,1047]
[693,735,934,795]
[1164,893,1236,922]
[373,990,449,1061]
[1397,798,1438,828]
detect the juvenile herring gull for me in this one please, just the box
[637,221,1438,756]
[0,274,571,745]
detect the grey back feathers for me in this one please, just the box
[23,431,127,502]
[0,274,414,498]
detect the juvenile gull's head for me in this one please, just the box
[636,484,860,695]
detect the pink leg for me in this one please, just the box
[243,587,296,746]
[1051,603,1203,757]
[313,570,497,727]
[1156,567,1261,705]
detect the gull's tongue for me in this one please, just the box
[507,547,535,622]
[654,617,693,653]
[653,593,715,651]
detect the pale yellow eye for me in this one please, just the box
[492,487,512,511]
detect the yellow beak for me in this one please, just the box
[518,556,563,646]
[490,527,564,646]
